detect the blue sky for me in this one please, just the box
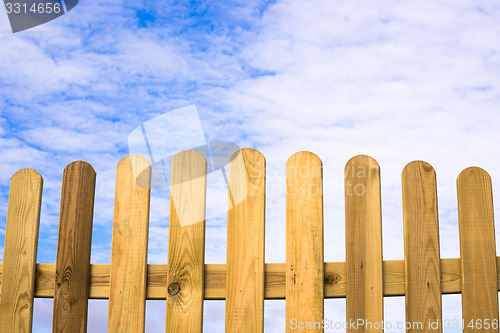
[2,0,500,331]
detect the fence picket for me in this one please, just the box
[52,161,96,333]
[457,167,499,333]
[225,149,265,332]
[345,155,383,333]
[166,150,207,333]
[0,169,43,332]
[402,161,442,332]
[286,151,324,333]
[108,156,151,332]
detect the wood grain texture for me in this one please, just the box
[166,150,207,333]
[52,161,96,333]
[402,161,442,333]
[108,156,151,332]
[2,258,500,299]
[345,155,383,332]
[0,169,43,333]
[225,149,265,332]
[286,151,324,333]
[457,167,499,333]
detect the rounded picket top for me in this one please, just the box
[118,155,150,167]
[287,151,323,166]
[228,148,266,206]
[457,166,492,186]
[170,149,207,186]
[63,160,96,175]
[61,161,97,199]
[172,149,207,163]
[345,154,379,172]
[10,169,44,201]
[11,168,43,183]
[118,155,152,189]
[344,155,379,183]
[229,147,266,165]
[402,160,436,177]
[286,151,322,186]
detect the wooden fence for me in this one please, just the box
[0,149,499,332]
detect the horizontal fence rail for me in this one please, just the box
[3,259,500,299]
[0,149,499,332]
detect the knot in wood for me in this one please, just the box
[324,273,339,285]
[168,282,181,296]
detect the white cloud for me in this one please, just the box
[21,127,116,152]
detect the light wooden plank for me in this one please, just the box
[108,156,151,332]
[286,151,324,333]
[3,258,500,299]
[225,148,265,332]
[402,161,442,333]
[345,155,383,333]
[166,150,206,333]
[458,167,499,333]
[0,169,43,332]
[52,161,96,333]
